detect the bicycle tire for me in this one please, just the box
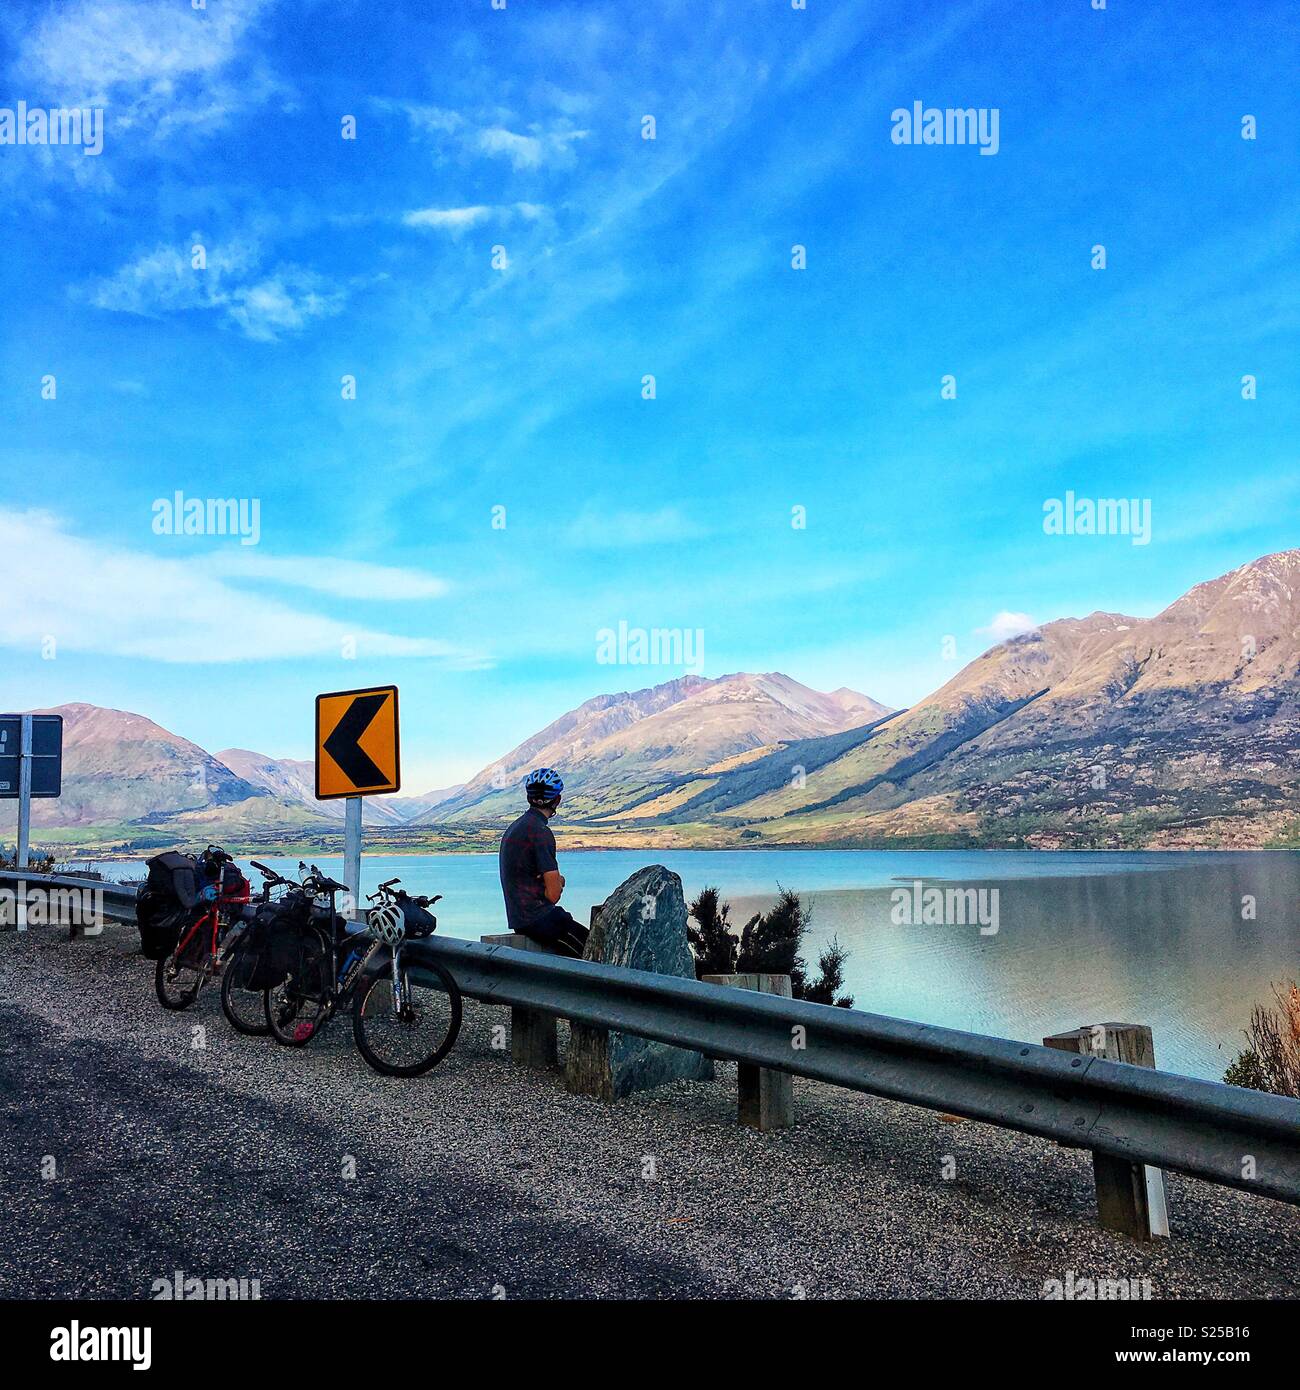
[155,951,202,1010]
[352,958,462,1077]
[220,939,271,1036]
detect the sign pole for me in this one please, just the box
[344,794,362,920]
[15,715,32,932]
[16,714,32,871]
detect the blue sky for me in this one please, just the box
[0,0,1296,790]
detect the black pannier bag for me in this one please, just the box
[148,850,200,907]
[135,851,199,960]
[234,904,277,990]
[267,921,331,998]
[239,898,304,992]
[257,893,327,994]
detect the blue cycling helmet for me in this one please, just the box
[523,767,564,805]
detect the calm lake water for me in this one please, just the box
[101,848,1299,1082]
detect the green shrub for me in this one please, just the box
[1223,1049,1268,1092]
[1223,982,1300,1097]
[686,886,738,976]
[688,884,854,1008]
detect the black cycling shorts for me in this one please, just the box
[521,905,589,959]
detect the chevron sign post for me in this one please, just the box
[315,685,401,917]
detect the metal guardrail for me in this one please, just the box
[0,869,137,923]
[6,870,1298,1208]
[409,935,1300,1207]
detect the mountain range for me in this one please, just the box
[215,748,461,827]
[5,550,1299,853]
[427,672,889,824]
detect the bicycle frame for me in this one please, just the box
[281,894,386,1028]
[338,932,386,1001]
[360,881,440,1018]
[340,937,409,1014]
[172,887,251,974]
[269,874,460,1073]
[173,904,220,968]
[271,872,441,1051]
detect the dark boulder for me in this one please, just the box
[565,865,713,1100]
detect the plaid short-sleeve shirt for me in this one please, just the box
[499,807,559,930]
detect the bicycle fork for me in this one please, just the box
[390,943,408,1016]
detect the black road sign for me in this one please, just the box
[0,714,63,798]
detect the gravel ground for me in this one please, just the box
[0,923,1296,1301]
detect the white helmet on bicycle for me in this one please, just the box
[367,902,405,945]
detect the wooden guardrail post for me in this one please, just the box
[1043,1022,1170,1241]
[480,933,559,1069]
[701,973,795,1131]
[563,906,606,1096]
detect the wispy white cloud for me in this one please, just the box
[476,124,587,171]
[78,235,352,341]
[564,505,710,549]
[203,553,449,601]
[976,611,1038,642]
[0,510,480,666]
[363,6,849,485]
[402,205,492,234]
[401,202,549,236]
[372,100,462,137]
[18,0,287,141]
[376,97,587,172]
[225,267,348,342]
[24,0,261,91]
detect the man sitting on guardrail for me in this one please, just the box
[498,768,588,958]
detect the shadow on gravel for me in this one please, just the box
[0,1002,733,1300]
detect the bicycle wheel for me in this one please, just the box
[155,948,203,1010]
[264,926,331,1047]
[265,979,329,1046]
[220,939,271,1036]
[353,957,462,1077]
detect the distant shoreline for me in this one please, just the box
[29,841,1300,866]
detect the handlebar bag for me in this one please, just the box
[218,863,250,902]
[401,901,437,938]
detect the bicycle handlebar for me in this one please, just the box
[365,886,442,911]
[309,875,350,895]
[251,863,296,898]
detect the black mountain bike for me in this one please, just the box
[264,869,462,1077]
